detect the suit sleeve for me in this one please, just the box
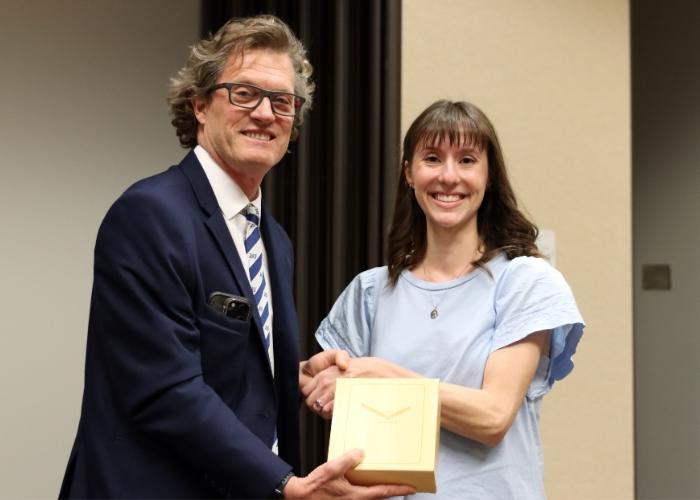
[92,189,290,498]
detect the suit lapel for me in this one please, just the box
[260,208,294,367]
[178,151,272,375]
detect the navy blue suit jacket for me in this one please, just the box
[60,151,301,498]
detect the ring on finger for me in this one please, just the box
[314,399,323,409]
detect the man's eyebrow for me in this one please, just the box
[230,78,295,93]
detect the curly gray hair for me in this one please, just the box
[168,15,315,147]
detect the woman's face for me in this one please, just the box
[405,138,488,235]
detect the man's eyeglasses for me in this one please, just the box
[207,82,305,117]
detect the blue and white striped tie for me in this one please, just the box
[244,204,278,454]
[243,204,273,368]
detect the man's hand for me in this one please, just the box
[300,349,350,380]
[283,449,415,499]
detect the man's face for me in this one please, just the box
[194,49,296,199]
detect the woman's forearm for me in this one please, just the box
[439,383,517,446]
[343,358,512,446]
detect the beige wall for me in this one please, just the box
[402,1,633,498]
[0,1,199,497]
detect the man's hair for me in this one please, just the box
[168,15,315,148]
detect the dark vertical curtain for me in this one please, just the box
[201,0,402,473]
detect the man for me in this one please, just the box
[60,15,413,499]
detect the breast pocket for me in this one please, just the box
[197,304,251,401]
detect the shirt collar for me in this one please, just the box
[194,145,263,222]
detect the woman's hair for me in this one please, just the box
[167,15,315,148]
[386,99,540,286]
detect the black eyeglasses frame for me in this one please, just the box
[207,82,305,117]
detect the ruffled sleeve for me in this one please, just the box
[314,267,385,357]
[492,257,584,397]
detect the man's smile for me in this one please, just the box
[242,130,274,141]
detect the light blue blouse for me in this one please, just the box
[316,254,584,499]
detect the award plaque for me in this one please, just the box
[327,378,440,492]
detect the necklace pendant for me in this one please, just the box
[430,307,438,319]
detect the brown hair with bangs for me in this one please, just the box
[386,99,540,286]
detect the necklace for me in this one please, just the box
[422,260,473,319]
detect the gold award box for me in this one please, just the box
[328,378,440,493]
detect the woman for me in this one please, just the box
[301,100,584,499]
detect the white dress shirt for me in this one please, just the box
[194,145,275,374]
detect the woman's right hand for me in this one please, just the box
[301,363,343,419]
[300,350,350,419]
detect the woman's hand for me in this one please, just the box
[301,364,343,419]
[299,350,350,419]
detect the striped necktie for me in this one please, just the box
[243,204,273,368]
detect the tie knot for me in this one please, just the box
[244,203,260,226]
